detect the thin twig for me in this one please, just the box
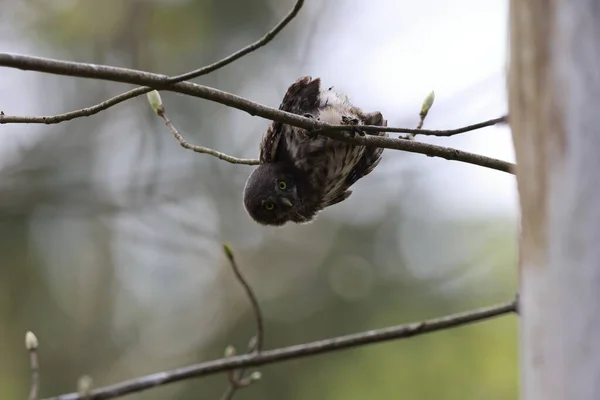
[25,331,40,400]
[29,351,39,400]
[219,344,260,400]
[416,115,508,137]
[164,0,304,84]
[220,367,261,400]
[223,244,264,351]
[0,54,513,173]
[157,109,259,165]
[220,383,237,400]
[44,299,517,400]
[0,88,151,125]
[222,368,261,400]
[220,244,265,399]
[0,0,304,126]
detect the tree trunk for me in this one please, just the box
[509,0,600,398]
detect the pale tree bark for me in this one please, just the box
[509,0,600,399]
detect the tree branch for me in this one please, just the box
[0,51,506,139]
[44,299,517,400]
[0,0,305,127]
[0,52,513,174]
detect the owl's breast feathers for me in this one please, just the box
[260,76,388,210]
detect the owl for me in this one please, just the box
[243,76,388,226]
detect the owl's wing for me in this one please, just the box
[321,112,388,208]
[345,111,388,186]
[259,76,321,163]
[322,190,353,207]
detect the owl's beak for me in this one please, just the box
[280,198,293,208]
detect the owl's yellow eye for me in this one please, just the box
[278,181,287,190]
[264,201,275,210]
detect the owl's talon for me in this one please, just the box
[351,126,366,137]
[341,116,365,137]
[341,116,359,125]
[303,113,322,139]
[345,126,366,138]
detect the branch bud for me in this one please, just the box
[420,90,435,118]
[147,90,165,115]
[25,331,38,350]
[250,371,262,381]
[224,345,236,357]
[78,375,93,396]
[222,243,235,262]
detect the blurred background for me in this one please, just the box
[0,0,518,399]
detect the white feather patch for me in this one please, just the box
[317,88,355,124]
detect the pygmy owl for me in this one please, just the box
[243,76,388,226]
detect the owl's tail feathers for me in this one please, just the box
[280,76,321,114]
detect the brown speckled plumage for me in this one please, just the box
[243,76,388,226]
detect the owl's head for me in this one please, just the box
[243,163,305,226]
